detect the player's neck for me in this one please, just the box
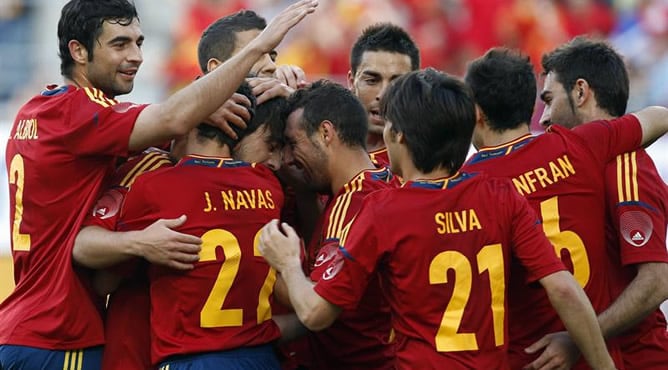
[579,108,617,124]
[480,124,531,148]
[366,134,385,152]
[185,141,232,159]
[401,164,451,183]
[330,148,376,194]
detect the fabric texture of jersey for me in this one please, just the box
[461,115,643,369]
[85,148,173,370]
[0,85,145,350]
[307,167,399,370]
[116,155,285,365]
[315,173,566,370]
[603,148,668,368]
[368,147,390,169]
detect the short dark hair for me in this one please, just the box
[285,80,368,149]
[465,48,536,131]
[250,97,289,149]
[381,68,476,174]
[350,23,420,75]
[197,10,266,73]
[58,0,139,78]
[542,36,629,117]
[196,81,257,147]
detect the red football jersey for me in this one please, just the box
[116,155,285,365]
[461,115,643,369]
[0,85,145,349]
[85,148,173,370]
[307,167,398,369]
[369,147,390,169]
[603,149,668,369]
[315,173,566,370]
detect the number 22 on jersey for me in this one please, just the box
[199,228,276,328]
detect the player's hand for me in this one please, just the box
[275,64,307,89]
[247,77,294,104]
[250,0,318,53]
[523,331,580,370]
[203,92,252,139]
[258,219,301,272]
[135,215,202,270]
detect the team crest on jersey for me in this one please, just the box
[619,210,653,248]
[321,255,344,281]
[313,242,338,268]
[92,188,125,219]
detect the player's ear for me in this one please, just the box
[346,70,354,90]
[573,78,590,106]
[320,120,335,145]
[206,58,222,73]
[68,40,88,65]
[474,104,487,128]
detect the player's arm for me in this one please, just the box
[127,0,318,152]
[273,313,308,343]
[73,217,201,270]
[631,106,668,147]
[259,219,341,331]
[538,271,616,370]
[598,262,668,338]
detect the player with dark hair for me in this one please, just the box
[348,22,420,167]
[0,0,317,368]
[525,37,668,370]
[278,79,398,369]
[462,47,668,370]
[258,68,617,370]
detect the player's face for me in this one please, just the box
[87,18,144,98]
[284,109,330,193]
[349,51,413,136]
[233,29,277,78]
[236,125,282,171]
[539,71,580,129]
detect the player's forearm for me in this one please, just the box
[129,44,265,151]
[273,313,308,343]
[598,262,668,338]
[632,106,668,147]
[543,271,616,370]
[73,226,141,269]
[281,263,340,331]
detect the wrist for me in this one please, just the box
[121,230,144,258]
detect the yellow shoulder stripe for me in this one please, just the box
[616,152,639,202]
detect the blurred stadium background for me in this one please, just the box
[1,0,667,304]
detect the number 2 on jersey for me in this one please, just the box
[9,154,30,251]
[429,243,505,352]
[199,228,276,328]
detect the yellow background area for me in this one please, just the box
[1,256,14,301]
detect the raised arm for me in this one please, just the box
[128,0,318,151]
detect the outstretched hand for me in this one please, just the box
[250,0,318,53]
[523,331,580,370]
[203,92,252,140]
[137,215,202,270]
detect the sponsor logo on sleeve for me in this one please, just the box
[620,210,653,248]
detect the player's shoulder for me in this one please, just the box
[113,148,174,188]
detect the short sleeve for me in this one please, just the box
[63,88,146,157]
[571,114,642,166]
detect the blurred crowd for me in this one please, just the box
[2,0,668,122]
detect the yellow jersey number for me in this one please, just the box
[199,228,276,328]
[9,154,30,251]
[540,196,590,287]
[429,243,505,352]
